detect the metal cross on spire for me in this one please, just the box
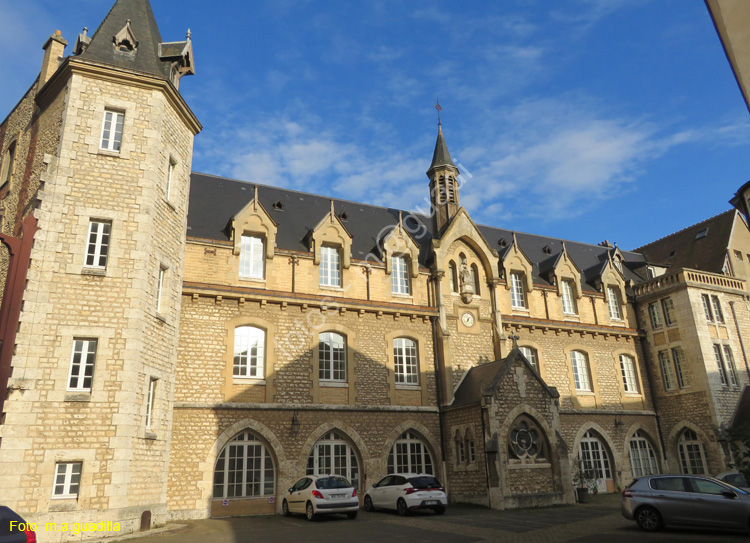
[434,99,443,126]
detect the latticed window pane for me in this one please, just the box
[619,354,638,393]
[628,431,659,477]
[519,346,538,371]
[394,338,418,384]
[578,431,611,479]
[68,339,97,391]
[661,298,676,326]
[678,429,706,475]
[85,220,111,268]
[658,350,676,390]
[714,344,728,385]
[306,431,359,489]
[213,431,275,498]
[387,431,433,474]
[701,294,714,322]
[319,332,346,381]
[649,303,663,329]
[711,296,725,323]
[391,256,410,295]
[53,462,82,498]
[607,287,621,320]
[100,109,124,151]
[510,273,526,309]
[320,246,341,287]
[561,280,577,314]
[233,326,265,378]
[723,345,738,386]
[672,348,689,388]
[570,350,591,391]
[239,235,264,279]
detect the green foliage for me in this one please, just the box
[724,425,750,482]
[575,460,599,493]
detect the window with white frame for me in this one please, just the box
[68,339,97,392]
[320,246,341,287]
[214,431,275,498]
[166,158,176,201]
[661,297,676,326]
[607,287,622,320]
[307,431,360,490]
[53,462,82,498]
[391,255,410,295]
[233,326,265,378]
[648,302,663,329]
[510,272,526,309]
[85,220,111,269]
[156,266,167,314]
[146,377,158,429]
[561,280,577,315]
[678,429,707,475]
[387,431,434,474]
[319,332,346,382]
[570,350,591,391]
[658,350,676,391]
[471,264,481,296]
[466,430,476,463]
[619,354,638,393]
[100,109,124,152]
[519,346,538,371]
[724,345,739,386]
[672,347,689,388]
[239,235,264,279]
[628,431,659,477]
[455,430,465,463]
[393,337,418,385]
[701,294,714,322]
[711,296,725,324]
[449,261,458,293]
[715,344,738,386]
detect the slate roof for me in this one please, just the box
[633,210,736,274]
[188,172,649,289]
[428,125,457,172]
[78,0,171,79]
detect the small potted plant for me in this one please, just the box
[574,461,597,503]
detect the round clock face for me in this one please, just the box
[461,312,475,327]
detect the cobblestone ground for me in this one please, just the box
[94,494,749,543]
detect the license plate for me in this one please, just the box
[332,494,347,499]
[424,500,438,505]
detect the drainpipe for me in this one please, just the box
[729,301,750,380]
[480,400,492,509]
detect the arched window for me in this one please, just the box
[519,346,539,371]
[570,350,592,391]
[213,431,275,498]
[437,176,447,204]
[471,264,480,295]
[578,430,612,481]
[307,431,360,489]
[449,261,458,293]
[234,326,265,378]
[678,429,707,475]
[454,429,465,464]
[508,415,547,463]
[628,431,659,477]
[465,428,476,463]
[393,338,418,385]
[319,332,346,382]
[387,431,433,474]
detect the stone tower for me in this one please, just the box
[0,0,200,537]
[427,123,460,236]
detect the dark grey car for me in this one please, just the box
[0,506,35,543]
[622,475,750,532]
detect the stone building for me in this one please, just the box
[0,0,749,540]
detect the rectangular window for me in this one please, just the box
[658,350,676,391]
[701,294,713,322]
[1,141,16,187]
[320,246,341,287]
[723,345,738,386]
[619,354,638,393]
[648,302,663,329]
[711,295,725,324]
[661,298,676,326]
[53,462,82,498]
[156,266,166,314]
[233,326,266,378]
[68,339,97,392]
[510,272,526,309]
[239,235,264,279]
[85,220,111,269]
[146,377,158,428]
[100,109,124,152]
[319,332,346,381]
[570,351,591,391]
[391,256,410,295]
[394,338,418,385]
[561,280,577,315]
[713,344,729,386]
[166,158,175,201]
[672,347,688,388]
[519,346,538,371]
[607,287,622,320]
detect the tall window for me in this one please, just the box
[628,431,659,477]
[387,431,433,474]
[619,354,638,393]
[307,431,360,490]
[672,347,689,388]
[455,430,466,463]
[239,235,264,279]
[466,429,476,463]
[1,141,16,187]
[561,280,577,315]
[661,298,676,326]
[714,344,738,386]
[701,294,713,322]
[648,302,663,329]
[678,429,707,475]
[234,326,265,378]
[68,339,97,392]
[53,462,82,499]
[578,431,611,480]
[166,158,175,201]
[391,256,410,295]
[658,350,676,391]
[146,377,158,429]
[85,220,111,269]
[711,296,725,324]
[213,431,275,498]
[394,338,418,385]
[319,332,346,382]
[570,350,591,391]
[156,266,167,314]
[607,287,622,320]
[510,272,526,309]
[519,346,538,371]
[320,246,341,287]
[449,261,458,293]
[100,109,124,152]
[471,264,481,295]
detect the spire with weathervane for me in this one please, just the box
[427,100,460,235]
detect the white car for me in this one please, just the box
[364,473,447,515]
[282,474,359,521]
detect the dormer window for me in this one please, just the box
[113,21,138,54]
[320,246,342,287]
[561,280,577,315]
[239,235,264,280]
[117,39,135,52]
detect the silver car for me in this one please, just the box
[622,474,750,532]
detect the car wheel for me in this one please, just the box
[397,498,408,516]
[364,496,374,512]
[282,500,291,517]
[434,506,445,515]
[635,506,662,532]
[306,501,317,521]
[347,511,358,519]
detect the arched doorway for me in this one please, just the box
[578,430,615,493]
[306,430,361,490]
[213,430,276,502]
[387,431,434,474]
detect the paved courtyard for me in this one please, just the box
[97,494,749,543]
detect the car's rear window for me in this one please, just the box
[725,473,748,487]
[407,476,442,489]
[316,476,351,489]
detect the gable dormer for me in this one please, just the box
[551,242,583,300]
[501,232,534,294]
[310,200,353,269]
[231,186,277,260]
[159,32,196,88]
[113,20,138,53]
[381,213,420,279]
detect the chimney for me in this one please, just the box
[40,30,68,86]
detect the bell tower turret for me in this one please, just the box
[427,120,460,235]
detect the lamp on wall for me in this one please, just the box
[291,411,300,435]
[614,415,624,429]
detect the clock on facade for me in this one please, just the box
[461,312,475,327]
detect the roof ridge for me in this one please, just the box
[633,209,735,252]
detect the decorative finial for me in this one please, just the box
[186,28,192,40]
[330,199,335,222]
[127,19,131,25]
[253,185,258,211]
[434,99,443,126]
[510,333,520,349]
[83,27,88,37]
[398,210,403,231]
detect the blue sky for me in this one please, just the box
[2,0,749,250]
